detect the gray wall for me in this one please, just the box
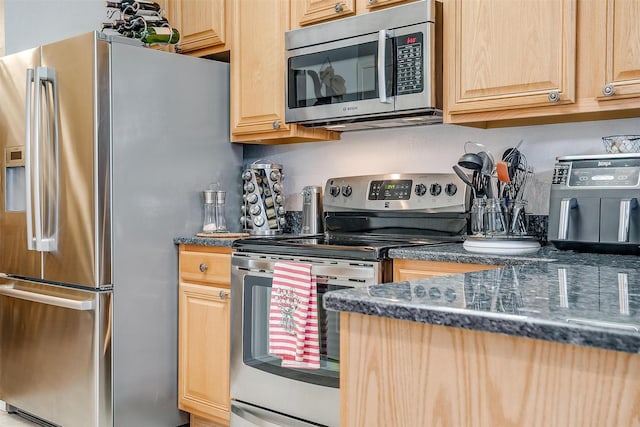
[4,0,104,54]
[243,117,640,215]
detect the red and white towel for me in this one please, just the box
[268,262,320,370]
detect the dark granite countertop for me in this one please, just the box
[324,243,640,354]
[174,235,237,247]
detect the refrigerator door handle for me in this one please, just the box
[25,68,36,250]
[0,283,95,311]
[31,66,59,252]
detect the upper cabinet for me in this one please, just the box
[445,0,640,127]
[167,0,230,56]
[290,0,417,28]
[445,0,576,117]
[230,0,340,144]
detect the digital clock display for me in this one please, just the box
[368,180,412,200]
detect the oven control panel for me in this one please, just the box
[324,173,468,213]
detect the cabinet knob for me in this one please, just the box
[547,91,560,103]
[334,2,343,12]
[602,84,616,97]
[272,120,280,129]
[199,263,208,272]
[174,44,182,53]
[219,290,229,300]
[368,0,377,3]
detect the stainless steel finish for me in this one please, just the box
[603,84,615,96]
[231,401,319,427]
[231,252,381,427]
[618,198,638,242]
[0,278,111,427]
[548,90,560,103]
[25,67,35,251]
[301,185,323,235]
[334,2,343,13]
[284,0,440,130]
[0,31,242,427]
[618,272,629,315]
[377,29,391,104]
[272,120,280,129]
[557,197,577,240]
[199,263,208,272]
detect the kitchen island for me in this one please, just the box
[325,244,640,427]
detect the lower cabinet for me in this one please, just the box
[178,245,232,426]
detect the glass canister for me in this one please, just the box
[202,190,217,233]
[470,198,486,236]
[215,190,228,233]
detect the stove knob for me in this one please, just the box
[429,183,442,196]
[445,183,458,196]
[342,185,353,197]
[247,193,259,204]
[414,183,427,196]
[329,185,341,197]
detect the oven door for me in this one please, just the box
[230,253,379,427]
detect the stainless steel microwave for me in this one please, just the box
[284,0,442,131]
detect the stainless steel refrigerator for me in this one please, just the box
[0,31,242,427]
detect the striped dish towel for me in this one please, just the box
[268,261,320,370]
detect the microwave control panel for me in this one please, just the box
[395,32,423,95]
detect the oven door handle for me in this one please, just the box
[231,401,318,427]
[233,257,376,281]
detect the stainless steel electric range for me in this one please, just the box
[229,173,469,427]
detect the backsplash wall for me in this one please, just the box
[243,117,640,215]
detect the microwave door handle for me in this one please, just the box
[24,68,36,250]
[618,198,638,242]
[377,29,392,104]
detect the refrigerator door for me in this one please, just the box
[38,32,109,287]
[0,47,43,279]
[0,277,111,427]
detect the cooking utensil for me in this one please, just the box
[477,151,495,198]
[496,161,510,183]
[452,165,476,198]
[457,152,483,170]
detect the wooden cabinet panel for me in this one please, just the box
[230,0,339,143]
[180,246,232,287]
[179,282,231,424]
[393,259,499,281]
[597,0,640,102]
[169,0,230,56]
[446,0,577,115]
[341,312,640,427]
[291,0,356,27]
[357,0,416,12]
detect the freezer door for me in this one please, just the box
[38,32,110,287]
[0,47,42,278]
[0,277,112,427]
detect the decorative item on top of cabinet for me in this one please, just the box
[178,245,232,425]
[230,0,340,144]
[167,0,230,57]
[444,0,640,128]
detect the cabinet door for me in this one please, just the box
[291,0,355,27]
[230,0,340,143]
[446,0,577,115]
[357,0,415,12]
[170,0,229,55]
[393,259,498,281]
[178,282,231,423]
[597,0,640,102]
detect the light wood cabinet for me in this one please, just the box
[230,0,340,144]
[290,0,416,28]
[445,0,640,127]
[178,245,232,426]
[393,259,499,281]
[340,312,640,427]
[166,0,230,57]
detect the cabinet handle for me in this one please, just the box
[219,290,229,300]
[368,0,377,3]
[199,263,208,272]
[547,91,560,103]
[334,3,343,12]
[602,84,616,97]
[272,120,280,129]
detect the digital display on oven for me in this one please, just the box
[368,180,412,200]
